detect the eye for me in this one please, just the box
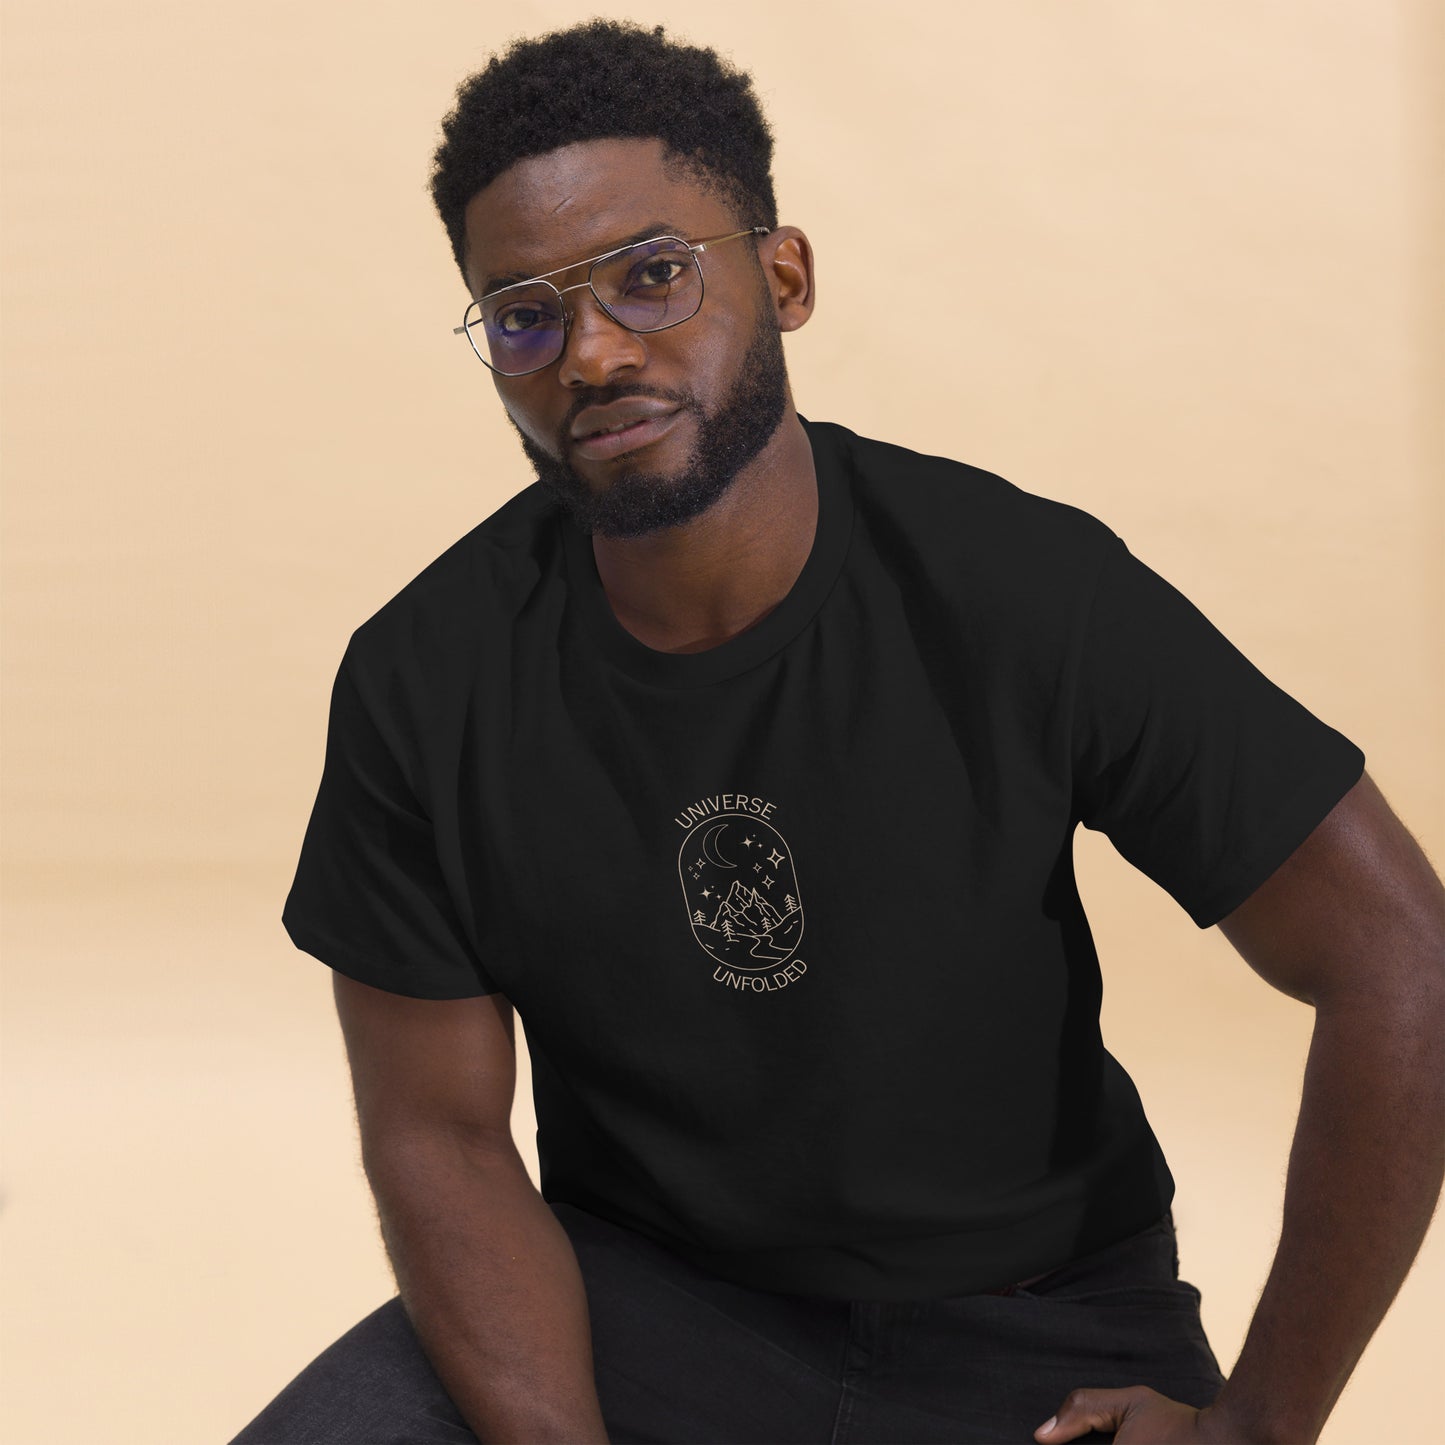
[626,257,689,291]
[495,303,553,334]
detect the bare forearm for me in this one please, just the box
[1210,993,1445,1444]
[367,1132,611,1445]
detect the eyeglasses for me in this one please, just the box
[452,226,770,376]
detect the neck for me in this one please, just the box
[590,404,817,655]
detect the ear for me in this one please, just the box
[762,226,815,332]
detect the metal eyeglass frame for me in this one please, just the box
[452,226,771,376]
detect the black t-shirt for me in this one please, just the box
[282,414,1364,1301]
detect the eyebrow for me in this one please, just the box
[480,221,687,297]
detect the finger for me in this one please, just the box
[1035,1386,1141,1441]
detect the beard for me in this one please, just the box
[504,302,791,540]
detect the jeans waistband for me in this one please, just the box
[981,1209,1176,1296]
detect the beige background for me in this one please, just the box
[2,1,1441,1442]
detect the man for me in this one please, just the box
[231,19,1445,1445]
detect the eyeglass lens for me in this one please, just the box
[463,238,703,374]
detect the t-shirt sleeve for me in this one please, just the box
[281,644,501,999]
[1070,529,1366,930]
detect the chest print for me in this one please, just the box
[674,795,808,992]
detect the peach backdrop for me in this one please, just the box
[2,2,1441,1442]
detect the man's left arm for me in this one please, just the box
[1038,769,1445,1445]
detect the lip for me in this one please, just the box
[571,397,679,440]
[571,409,683,461]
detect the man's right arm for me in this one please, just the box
[332,972,611,1445]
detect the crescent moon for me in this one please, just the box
[699,822,736,869]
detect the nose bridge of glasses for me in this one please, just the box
[558,278,647,356]
[554,278,595,300]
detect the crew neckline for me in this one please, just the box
[559,413,855,689]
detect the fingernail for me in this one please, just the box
[1038,1418,1057,1436]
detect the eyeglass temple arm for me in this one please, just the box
[692,225,771,254]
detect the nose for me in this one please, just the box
[555,285,649,389]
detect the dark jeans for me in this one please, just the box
[229,1201,1226,1444]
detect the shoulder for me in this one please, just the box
[816,416,1119,601]
[342,480,559,702]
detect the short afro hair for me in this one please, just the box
[428,19,779,290]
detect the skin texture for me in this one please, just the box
[461,137,817,654]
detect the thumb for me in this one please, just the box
[1035,1387,1137,1441]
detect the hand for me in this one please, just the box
[1035,1387,1254,1443]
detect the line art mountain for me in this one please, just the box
[709,878,785,936]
